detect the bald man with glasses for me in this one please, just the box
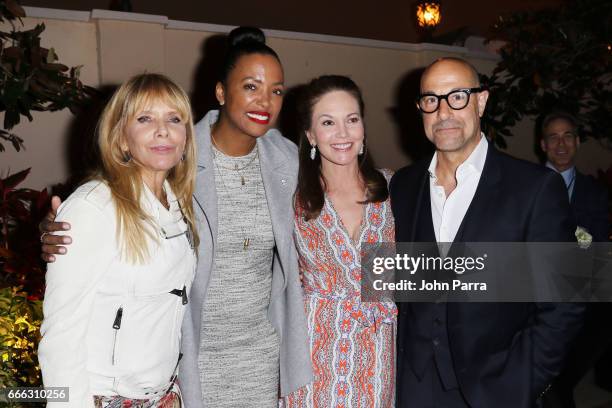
[390,57,584,408]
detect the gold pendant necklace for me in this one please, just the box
[234,163,246,186]
[213,145,260,250]
[212,133,257,186]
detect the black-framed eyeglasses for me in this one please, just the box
[416,87,483,113]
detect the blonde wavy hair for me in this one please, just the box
[97,73,199,263]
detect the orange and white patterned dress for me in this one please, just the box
[283,193,397,408]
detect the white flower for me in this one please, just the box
[576,226,593,249]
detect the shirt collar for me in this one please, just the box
[546,161,575,176]
[428,132,488,181]
[546,161,575,185]
[142,180,180,216]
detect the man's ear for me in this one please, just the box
[540,138,548,153]
[215,82,225,106]
[477,89,489,118]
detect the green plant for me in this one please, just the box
[0,287,43,395]
[0,0,94,152]
[481,0,611,149]
[0,168,48,405]
[0,168,48,297]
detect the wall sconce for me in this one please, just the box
[416,1,442,30]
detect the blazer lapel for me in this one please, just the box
[258,133,295,293]
[414,170,437,243]
[453,143,502,243]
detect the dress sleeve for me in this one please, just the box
[38,195,116,408]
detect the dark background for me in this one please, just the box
[22,0,561,43]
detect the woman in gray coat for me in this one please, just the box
[180,27,312,406]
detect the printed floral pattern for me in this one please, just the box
[284,191,397,408]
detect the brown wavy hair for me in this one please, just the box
[97,73,199,263]
[295,75,388,220]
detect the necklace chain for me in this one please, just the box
[212,143,261,250]
[211,133,258,170]
[211,133,258,185]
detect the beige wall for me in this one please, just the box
[3,8,610,190]
[1,15,99,190]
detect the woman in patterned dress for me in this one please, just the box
[283,75,397,407]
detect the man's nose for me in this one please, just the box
[436,98,452,119]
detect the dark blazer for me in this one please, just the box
[571,171,609,242]
[390,142,584,408]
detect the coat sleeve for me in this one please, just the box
[527,171,585,396]
[178,302,205,408]
[37,195,116,408]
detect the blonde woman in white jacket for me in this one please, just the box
[38,73,199,408]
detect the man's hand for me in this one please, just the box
[40,196,72,263]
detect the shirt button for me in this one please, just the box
[433,338,440,346]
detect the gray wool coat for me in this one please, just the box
[179,110,313,408]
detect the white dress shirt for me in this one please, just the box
[429,134,488,243]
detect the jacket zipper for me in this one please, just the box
[165,353,183,394]
[111,306,123,365]
[169,285,188,305]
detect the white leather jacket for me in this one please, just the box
[38,180,197,407]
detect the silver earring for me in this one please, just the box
[358,143,364,155]
[122,151,132,163]
[181,152,186,161]
[310,145,317,160]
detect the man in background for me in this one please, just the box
[539,111,608,242]
[540,111,610,408]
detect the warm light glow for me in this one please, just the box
[416,1,442,29]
